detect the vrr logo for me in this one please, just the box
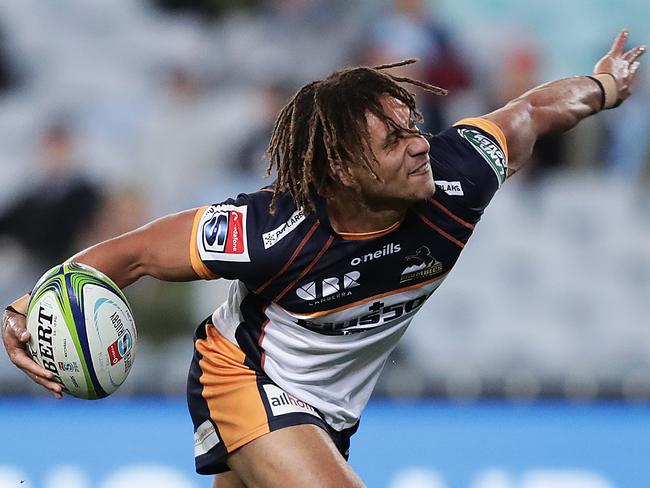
[296,271,360,304]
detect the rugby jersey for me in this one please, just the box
[189,118,508,431]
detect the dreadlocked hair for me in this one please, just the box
[265,59,447,214]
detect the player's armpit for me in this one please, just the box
[69,208,217,288]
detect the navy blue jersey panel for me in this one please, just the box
[429,124,505,222]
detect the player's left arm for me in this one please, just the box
[482,29,645,176]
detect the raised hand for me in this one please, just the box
[593,29,646,106]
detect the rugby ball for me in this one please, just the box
[25,262,136,399]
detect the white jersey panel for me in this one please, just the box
[211,280,249,345]
[258,278,446,430]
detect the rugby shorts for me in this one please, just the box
[187,317,359,474]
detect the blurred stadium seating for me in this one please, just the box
[1,1,649,486]
[1,0,648,402]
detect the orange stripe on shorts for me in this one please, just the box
[196,325,270,452]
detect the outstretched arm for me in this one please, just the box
[483,30,645,175]
[2,208,205,398]
[69,208,201,287]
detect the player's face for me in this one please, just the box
[351,96,434,204]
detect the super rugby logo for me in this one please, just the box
[58,361,80,372]
[204,213,228,248]
[457,128,507,186]
[198,205,250,262]
[203,210,243,254]
[296,271,360,305]
[107,330,133,366]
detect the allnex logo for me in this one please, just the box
[262,384,318,418]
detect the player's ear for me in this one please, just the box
[329,160,356,188]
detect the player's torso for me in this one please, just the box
[255,203,469,336]
[193,119,506,429]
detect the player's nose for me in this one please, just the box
[407,133,430,157]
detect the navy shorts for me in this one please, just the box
[186,317,359,474]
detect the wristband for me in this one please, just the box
[591,73,619,109]
[586,76,606,111]
[6,293,30,317]
[5,305,26,317]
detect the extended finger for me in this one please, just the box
[624,45,646,63]
[26,371,63,398]
[11,347,54,379]
[609,29,629,55]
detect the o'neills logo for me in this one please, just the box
[262,384,318,418]
[350,243,401,266]
[400,246,443,283]
[35,304,64,386]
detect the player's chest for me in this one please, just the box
[275,216,466,314]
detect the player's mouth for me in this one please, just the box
[409,159,431,176]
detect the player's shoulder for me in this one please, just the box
[192,186,312,268]
[424,118,509,220]
[199,185,301,230]
[246,187,311,251]
[430,117,508,188]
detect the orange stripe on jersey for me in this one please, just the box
[293,270,451,319]
[259,188,275,194]
[196,324,270,451]
[453,117,509,162]
[190,207,220,280]
[274,235,334,302]
[259,315,270,370]
[416,212,465,249]
[429,198,475,230]
[337,220,402,240]
[255,221,320,294]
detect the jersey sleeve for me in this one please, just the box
[189,193,263,282]
[428,117,509,221]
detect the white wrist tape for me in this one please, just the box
[593,73,619,109]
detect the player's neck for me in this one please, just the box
[325,189,407,235]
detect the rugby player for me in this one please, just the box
[3,30,645,487]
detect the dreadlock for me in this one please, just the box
[266,59,447,214]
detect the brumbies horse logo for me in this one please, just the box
[400,246,443,283]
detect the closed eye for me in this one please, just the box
[383,131,400,149]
